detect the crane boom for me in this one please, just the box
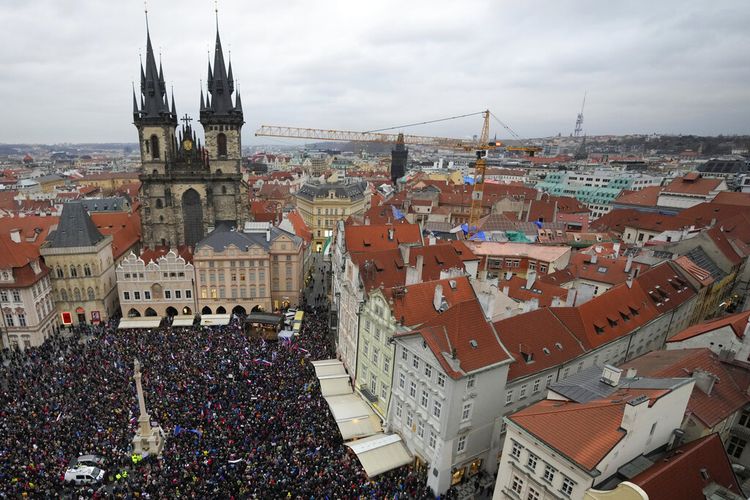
[255,125,477,150]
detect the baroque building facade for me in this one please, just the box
[134,22,250,249]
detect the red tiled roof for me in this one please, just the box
[0,216,59,248]
[614,185,663,206]
[591,209,691,234]
[91,212,141,260]
[564,253,634,286]
[635,261,697,315]
[0,234,42,268]
[386,276,476,328]
[405,299,511,378]
[493,308,585,381]
[706,225,743,266]
[287,210,312,244]
[662,173,723,195]
[632,433,743,500]
[139,245,193,264]
[673,255,715,287]
[498,274,568,308]
[538,268,576,287]
[621,349,750,427]
[551,282,658,350]
[510,388,670,471]
[679,202,750,227]
[668,310,750,342]
[712,191,750,207]
[344,223,422,254]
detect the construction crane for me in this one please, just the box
[255,110,535,238]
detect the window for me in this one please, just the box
[533,379,541,394]
[437,373,446,388]
[527,487,540,500]
[511,475,524,495]
[467,375,476,389]
[395,400,403,418]
[650,422,657,436]
[372,348,379,365]
[412,356,420,370]
[506,389,513,405]
[417,419,425,438]
[409,381,417,399]
[546,373,554,387]
[728,436,747,458]
[5,313,13,326]
[420,390,429,409]
[175,290,181,299]
[363,340,369,357]
[370,375,377,394]
[457,435,466,453]
[424,364,432,378]
[150,134,160,159]
[70,265,77,277]
[380,382,388,399]
[12,290,21,302]
[406,411,413,428]
[401,349,408,361]
[217,133,227,156]
[398,372,405,390]
[461,402,472,421]
[165,290,171,299]
[17,313,26,327]
[561,477,575,496]
[739,411,750,428]
[526,453,538,471]
[511,441,523,459]
[543,464,556,482]
[84,264,91,277]
[87,287,95,300]
[134,291,141,300]
[123,291,130,301]
[428,430,437,449]
[185,290,192,299]
[519,384,527,399]
[383,356,390,373]
[144,291,151,300]
[433,400,442,419]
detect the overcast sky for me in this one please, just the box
[1,0,749,144]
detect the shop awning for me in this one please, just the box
[318,374,353,397]
[346,433,412,478]
[171,316,195,327]
[311,359,347,377]
[325,394,382,440]
[118,317,162,329]
[200,314,231,326]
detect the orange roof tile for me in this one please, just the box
[622,349,750,427]
[668,310,750,343]
[498,274,568,308]
[405,299,511,378]
[614,185,663,206]
[286,210,312,244]
[493,309,586,381]
[662,173,723,195]
[91,212,141,260]
[0,216,59,248]
[139,245,193,264]
[632,433,743,500]
[344,223,422,254]
[673,255,715,287]
[563,253,633,286]
[712,191,750,207]
[386,276,476,328]
[635,261,698,315]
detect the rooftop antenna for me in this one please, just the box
[215,0,219,29]
[144,0,149,31]
[574,91,586,138]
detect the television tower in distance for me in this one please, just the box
[573,92,586,137]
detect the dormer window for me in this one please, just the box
[0,271,10,281]
[594,323,605,334]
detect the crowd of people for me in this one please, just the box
[0,304,433,498]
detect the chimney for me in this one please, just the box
[590,254,598,264]
[621,395,649,432]
[416,254,424,281]
[505,271,513,281]
[626,272,634,289]
[364,216,370,226]
[525,270,537,290]
[565,287,577,307]
[388,228,395,241]
[399,244,410,265]
[433,284,444,311]
[601,365,623,386]
[625,255,633,273]
[502,286,510,296]
[613,242,621,258]
[692,370,717,396]
[667,429,685,451]
[428,233,436,246]
[266,226,271,242]
[626,367,637,379]
[9,228,21,243]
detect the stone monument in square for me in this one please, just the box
[132,358,166,456]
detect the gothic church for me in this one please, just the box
[134,18,250,248]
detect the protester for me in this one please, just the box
[0,303,431,498]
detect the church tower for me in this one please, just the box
[134,12,250,250]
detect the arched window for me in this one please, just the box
[69,265,77,278]
[150,135,160,159]
[87,287,95,300]
[60,289,68,301]
[156,199,163,209]
[217,133,227,157]
[84,264,91,277]
[73,288,81,302]
[56,267,64,278]
[221,185,227,195]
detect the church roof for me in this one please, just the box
[195,226,302,253]
[46,201,104,248]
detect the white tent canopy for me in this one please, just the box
[311,359,347,378]
[278,330,294,340]
[346,434,412,478]
[118,317,161,330]
[325,394,382,440]
[171,317,195,327]
[200,314,231,326]
[318,374,353,397]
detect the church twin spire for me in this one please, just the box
[133,8,242,126]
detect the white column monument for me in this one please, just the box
[132,358,166,456]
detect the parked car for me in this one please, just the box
[64,466,105,485]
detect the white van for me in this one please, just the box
[64,466,105,485]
